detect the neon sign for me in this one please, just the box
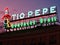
[11,16,57,29]
[1,6,57,32]
[12,6,56,20]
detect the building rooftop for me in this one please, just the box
[0,24,60,38]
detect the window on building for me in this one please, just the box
[22,40,26,45]
[38,41,46,45]
[0,41,2,45]
[30,39,36,45]
[38,38,46,45]
[49,36,57,45]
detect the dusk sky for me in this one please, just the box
[0,0,60,22]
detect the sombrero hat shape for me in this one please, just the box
[2,14,11,19]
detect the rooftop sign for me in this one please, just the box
[2,6,57,32]
[12,6,56,20]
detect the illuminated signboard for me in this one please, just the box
[2,6,57,32]
[12,6,56,20]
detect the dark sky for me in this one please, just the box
[0,0,60,22]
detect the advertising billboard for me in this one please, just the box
[2,6,57,32]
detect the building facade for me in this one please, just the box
[0,25,60,45]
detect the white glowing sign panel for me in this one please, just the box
[12,6,56,20]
